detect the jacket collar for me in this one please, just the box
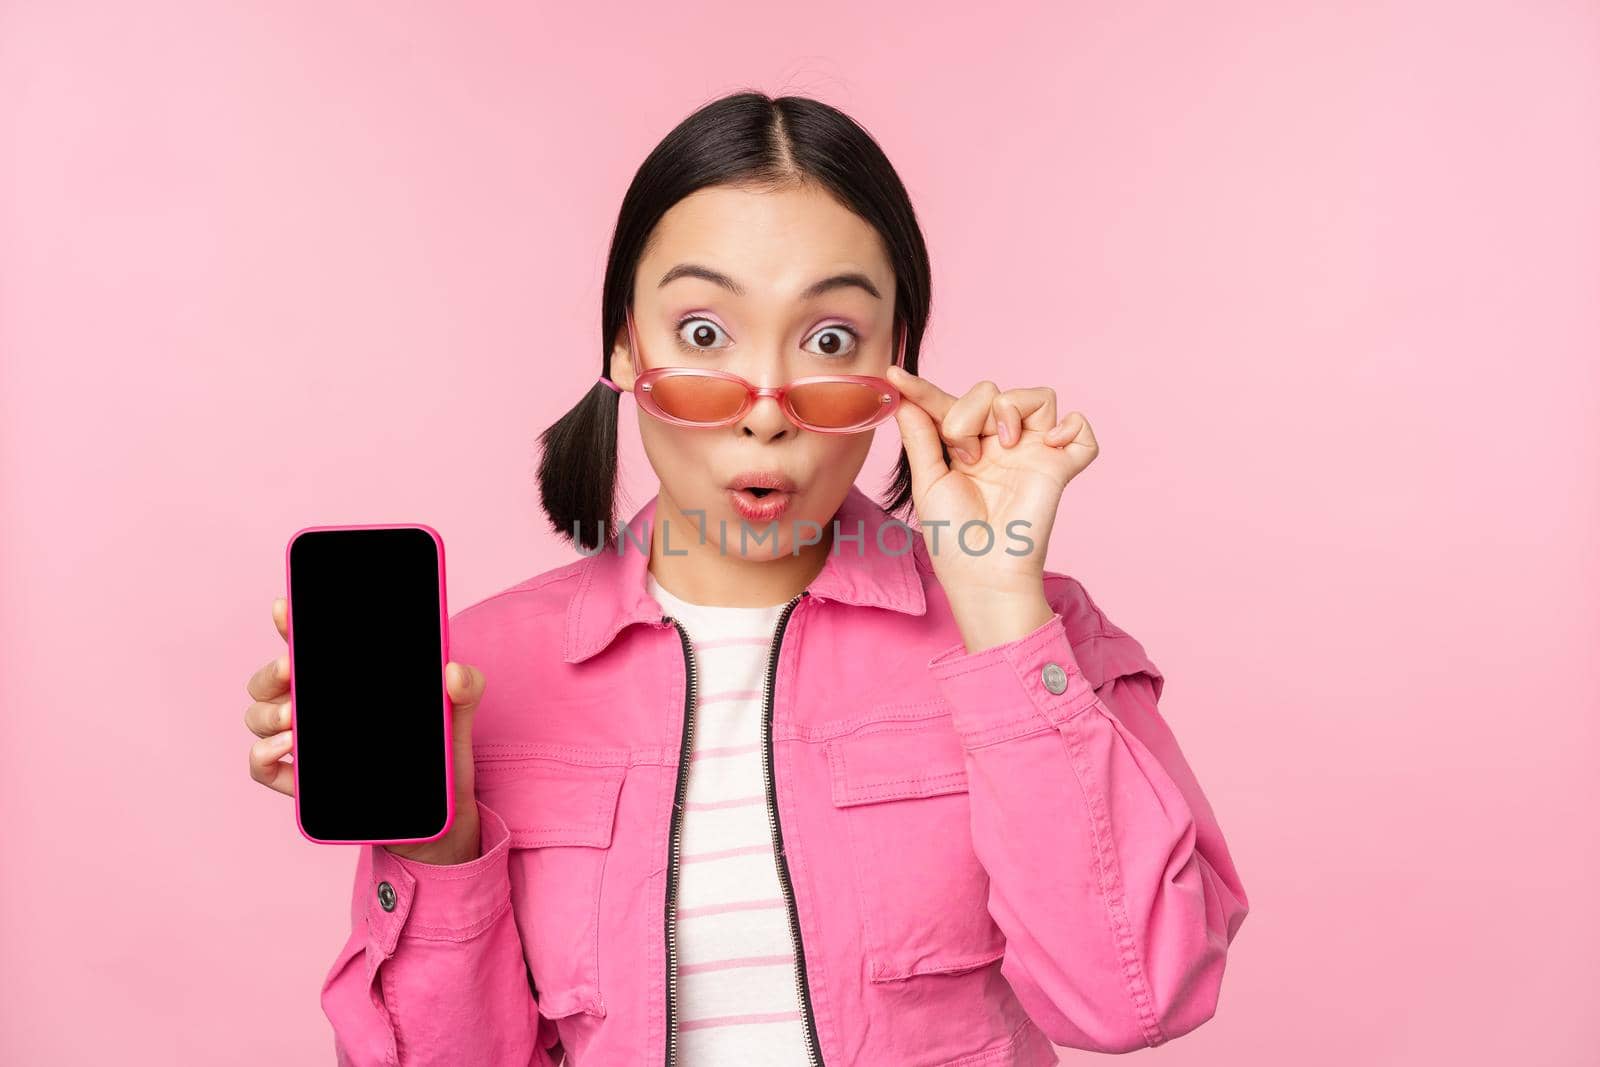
[563,482,927,663]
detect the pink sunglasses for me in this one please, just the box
[598,308,905,433]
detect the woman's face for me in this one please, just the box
[611,181,900,560]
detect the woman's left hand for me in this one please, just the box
[886,364,1098,650]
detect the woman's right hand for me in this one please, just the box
[244,595,486,865]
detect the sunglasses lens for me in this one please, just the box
[649,375,750,424]
[788,381,891,430]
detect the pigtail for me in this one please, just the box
[882,448,915,523]
[536,379,621,553]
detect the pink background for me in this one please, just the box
[3,2,1596,1063]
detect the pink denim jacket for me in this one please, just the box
[320,484,1250,1065]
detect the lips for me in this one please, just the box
[727,486,792,522]
[727,470,799,494]
[725,471,797,522]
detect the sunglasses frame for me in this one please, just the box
[607,306,906,434]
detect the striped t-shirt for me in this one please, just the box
[646,570,812,1065]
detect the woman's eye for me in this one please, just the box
[803,324,859,359]
[675,317,730,352]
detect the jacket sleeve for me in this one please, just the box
[926,582,1250,1053]
[319,799,564,1066]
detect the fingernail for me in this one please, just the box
[953,447,975,464]
[998,423,1013,446]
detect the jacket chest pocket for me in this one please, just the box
[825,712,1007,983]
[474,755,627,1020]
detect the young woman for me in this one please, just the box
[245,91,1249,1066]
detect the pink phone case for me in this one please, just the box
[284,522,455,847]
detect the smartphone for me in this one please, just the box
[284,523,454,845]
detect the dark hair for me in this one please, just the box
[537,90,936,552]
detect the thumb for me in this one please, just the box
[892,388,950,499]
[447,662,484,729]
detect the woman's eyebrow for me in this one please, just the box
[658,263,882,301]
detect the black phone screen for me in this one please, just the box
[288,526,450,843]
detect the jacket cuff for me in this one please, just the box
[364,800,513,957]
[927,612,1100,746]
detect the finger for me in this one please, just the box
[1044,417,1079,445]
[244,696,292,739]
[273,596,288,642]
[246,653,290,703]
[249,730,296,796]
[891,393,951,494]
[1044,411,1090,447]
[940,380,1001,462]
[447,662,481,705]
[447,662,485,735]
[996,387,1057,440]
[994,396,1023,448]
[885,366,961,424]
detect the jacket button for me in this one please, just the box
[376,880,398,912]
[1041,662,1068,695]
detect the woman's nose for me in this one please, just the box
[737,387,795,440]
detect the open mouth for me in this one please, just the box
[726,482,794,521]
[725,469,798,524]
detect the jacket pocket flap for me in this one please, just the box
[475,758,626,849]
[826,717,969,807]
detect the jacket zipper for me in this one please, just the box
[761,591,823,1066]
[663,613,699,1067]
[662,589,822,1067]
